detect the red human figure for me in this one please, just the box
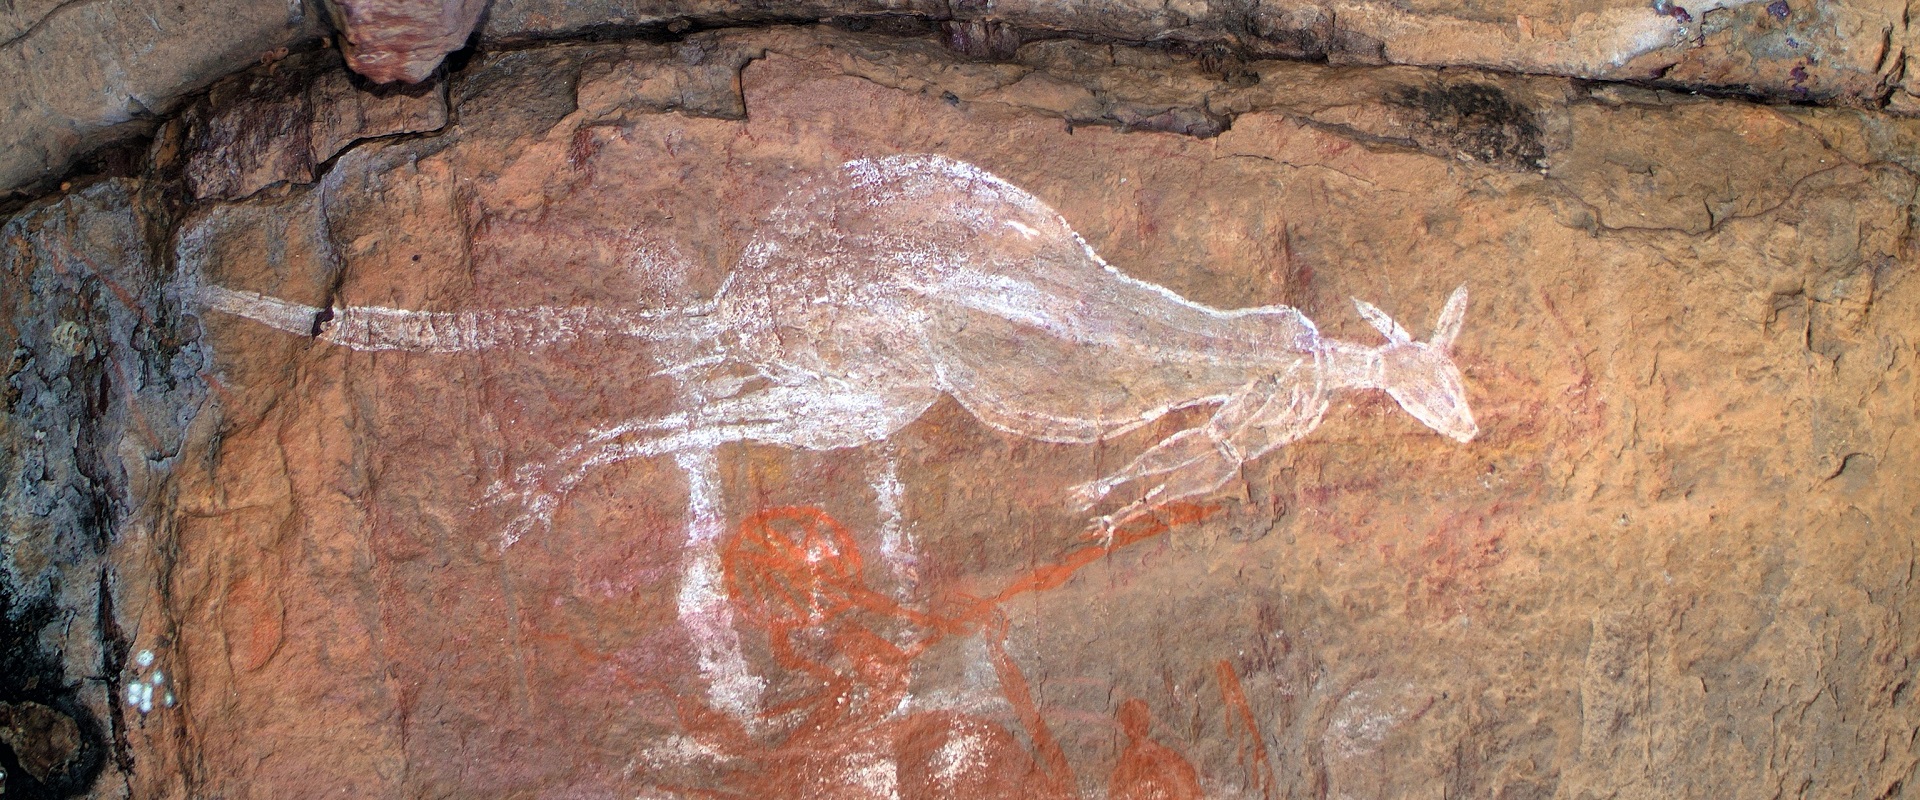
[1109,698,1203,800]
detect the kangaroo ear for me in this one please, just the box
[1429,285,1469,351]
[1352,298,1412,344]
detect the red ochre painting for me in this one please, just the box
[20,23,1918,800]
[186,154,1484,798]
[684,503,1218,799]
[508,503,1230,799]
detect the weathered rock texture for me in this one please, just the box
[327,0,489,83]
[4,17,1920,800]
[485,0,1920,110]
[179,52,449,201]
[1,175,204,797]
[7,0,1920,197]
[0,0,323,200]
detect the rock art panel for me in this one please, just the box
[202,154,1477,539]
[199,154,1479,746]
[5,21,1919,800]
[156,33,1920,798]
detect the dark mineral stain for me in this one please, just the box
[0,583,107,799]
[1393,83,1547,171]
[1,348,26,412]
[940,19,1021,60]
[826,14,939,38]
[1651,0,1692,23]
[1768,1,1791,19]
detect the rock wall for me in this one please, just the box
[6,0,1920,197]
[3,14,1919,800]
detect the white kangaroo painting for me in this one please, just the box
[198,153,1478,719]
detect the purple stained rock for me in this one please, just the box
[1651,0,1691,21]
[1768,0,1791,19]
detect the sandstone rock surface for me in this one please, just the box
[7,0,1920,198]
[326,0,489,83]
[0,0,321,199]
[3,18,1920,800]
[487,0,1920,111]
[180,52,449,201]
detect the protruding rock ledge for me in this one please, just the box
[3,0,1918,201]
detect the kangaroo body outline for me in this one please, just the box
[202,154,1478,545]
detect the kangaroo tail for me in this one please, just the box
[199,284,717,353]
[320,303,714,352]
[199,285,327,337]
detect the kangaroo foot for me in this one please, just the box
[478,464,568,548]
[1075,497,1160,548]
[1076,512,1125,549]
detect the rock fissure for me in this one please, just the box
[0,0,107,52]
[11,1,1920,203]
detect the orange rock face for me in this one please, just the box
[2,22,1918,800]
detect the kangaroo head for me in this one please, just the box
[1351,285,1477,443]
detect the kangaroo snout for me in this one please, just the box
[1352,285,1477,443]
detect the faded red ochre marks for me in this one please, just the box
[1270,288,1580,617]
[1536,290,1604,435]
[950,502,1219,623]
[43,246,170,453]
[1217,660,1277,800]
[220,572,285,673]
[983,615,1077,799]
[585,503,1219,798]
[1288,454,1512,615]
[1110,698,1204,800]
[1392,505,1508,617]
[709,505,1055,798]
